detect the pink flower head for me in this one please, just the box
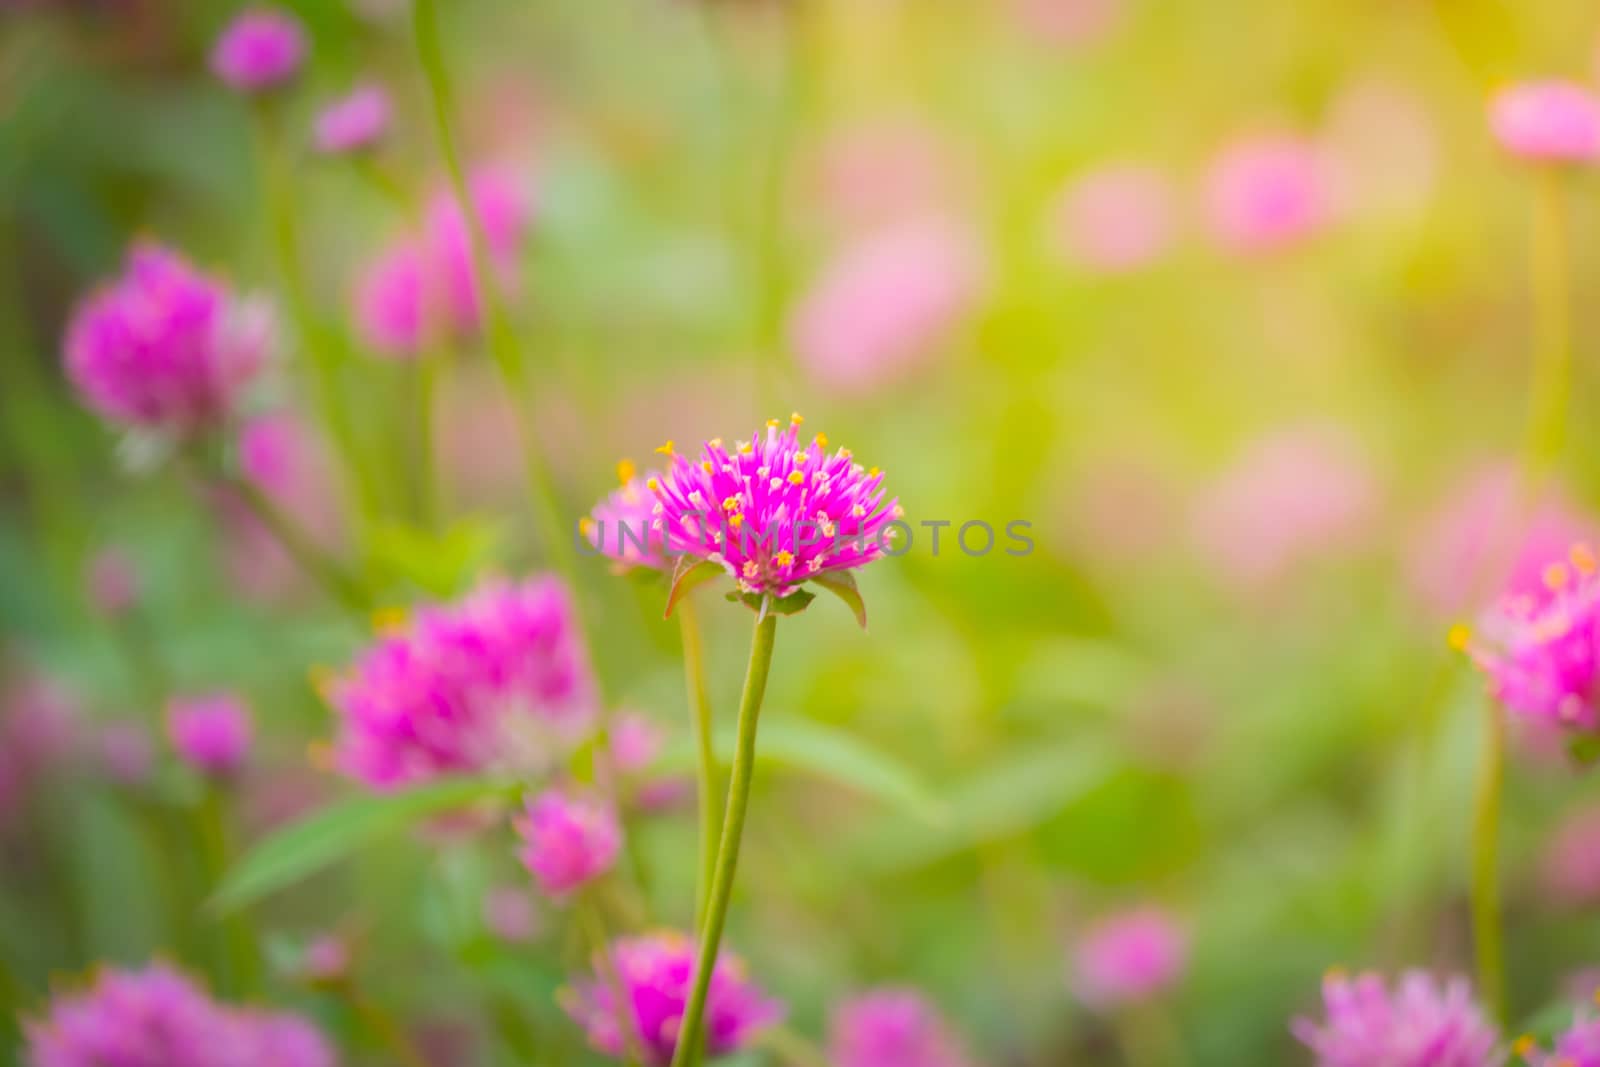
[328,576,597,789]
[64,243,272,435]
[353,239,430,358]
[1205,134,1333,254]
[85,548,139,617]
[230,1011,338,1067]
[1011,0,1124,48]
[789,222,983,395]
[1072,907,1187,1007]
[1050,164,1175,274]
[1522,1014,1600,1066]
[314,84,390,155]
[210,7,306,93]
[167,693,253,777]
[1540,803,1600,907]
[99,723,155,786]
[1292,970,1501,1067]
[422,166,532,336]
[561,931,783,1065]
[514,786,622,898]
[6,675,82,770]
[1462,543,1600,732]
[805,120,969,234]
[585,470,670,571]
[1489,81,1600,163]
[646,416,902,602]
[829,989,973,1067]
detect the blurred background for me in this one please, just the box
[6,0,1600,1064]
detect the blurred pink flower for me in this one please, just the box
[1324,79,1437,219]
[167,693,253,777]
[1191,424,1377,591]
[829,989,972,1067]
[514,786,622,898]
[1205,134,1333,254]
[1050,164,1175,274]
[603,712,690,812]
[98,722,155,786]
[1488,81,1600,163]
[6,675,82,769]
[295,935,352,985]
[210,7,306,94]
[1292,970,1499,1067]
[222,412,343,601]
[1540,804,1600,907]
[1072,907,1187,1007]
[314,84,390,155]
[422,166,532,336]
[64,243,272,436]
[804,120,970,234]
[483,885,540,943]
[85,547,139,618]
[585,474,670,572]
[353,239,430,358]
[789,222,983,395]
[1011,0,1123,48]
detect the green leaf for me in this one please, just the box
[659,718,944,823]
[1569,733,1600,767]
[665,557,723,617]
[726,589,816,616]
[809,571,867,628]
[365,519,503,597]
[208,777,518,916]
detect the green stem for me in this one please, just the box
[489,996,542,1065]
[226,474,372,615]
[668,609,779,1067]
[341,981,433,1067]
[411,0,574,579]
[411,354,441,530]
[196,784,260,997]
[1470,698,1506,1023]
[1113,1002,1187,1067]
[1523,168,1571,480]
[676,597,720,932]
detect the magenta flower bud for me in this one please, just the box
[1205,134,1333,254]
[1071,907,1187,1008]
[98,723,155,787]
[63,243,272,437]
[328,576,597,789]
[210,7,306,94]
[422,166,532,337]
[515,787,622,898]
[353,239,429,358]
[1489,81,1600,163]
[561,931,783,1065]
[1292,970,1500,1067]
[1050,164,1174,274]
[85,548,139,618]
[313,84,390,155]
[829,989,973,1067]
[167,693,254,777]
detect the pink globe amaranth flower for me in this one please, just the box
[210,7,306,93]
[1539,803,1600,907]
[422,166,532,336]
[789,221,983,395]
[167,693,253,777]
[585,471,670,572]
[514,786,622,898]
[230,1011,338,1067]
[1205,134,1333,254]
[1463,543,1600,732]
[1050,164,1175,274]
[1489,81,1600,163]
[85,547,139,617]
[353,239,430,358]
[561,931,783,1066]
[313,84,390,155]
[63,243,272,436]
[647,416,902,601]
[483,885,540,943]
[1522,1014,1600,1066]
[1292,970,1501,1067]
[98,723,155,786]
[1072,907,1187,1007]
[328,576,597,789]
[829,989,973,1067]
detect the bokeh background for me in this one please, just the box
[6,0,1600,1064]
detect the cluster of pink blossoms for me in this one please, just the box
[209,7,305,94]
[327,576,596,788]
[1071,907,1188,1008]
[589,417,901,601]
[63,244,272,437]
[1489,81,1600,163]
[1292,970,1500,1067]
[167,693,254,779]
[561,931,783,1066]
[514,786,622,898]
[25,962,335,1067]
[313,84,391,156]
[829,989,973,1067]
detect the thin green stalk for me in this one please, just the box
[226,474,373,615]
[1113,1002,1187,1067]
[340,981,433,1067]
[0,949,23,1048]
[1470,698,1506,1023]
[676,597,719,932]
[489,996,542,1065]
[195,784,260,997]
[411,0,573,579]
[668,609,779,1067]
[410,354,441,529]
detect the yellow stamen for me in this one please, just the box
[646,477,660,492]
[793,451,808,465]
[729,513,743,528]
[1513,1035,1536,1056]
[766,418,780,429]
[616,458,636,485]
[814,432,828,448]
[1574,543,1597,575]
[1447,623,1472,652]
[578,517,595,537]
[701,460,713,474]
[655,440,675,456]
[1545,562,1571,590]
[790,412,804,426]
[708,437,723,449]
[722,496,741,513]
[738,440,754,454]
[868,466,881,477]
[787,470,805,486]
[775,550,794,566]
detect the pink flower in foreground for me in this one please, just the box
[561,931,783,1065]
[1540,803,1600,907]
[168,694,253,777]
[1050,165,1175,274]
[314,84,390,155]
[328,576,597,789]
[1072,907,1187,1007]
[1521,1014,1600,1066]
[789,222,983,395]
[1292,970,1500,1067]
[210,7,306,93]
[1489,81,1600,163]
[1205,134,1333,253]
[585,469,669,571]
[829,989,973,1067]
[85,548,139,618]
[514,787,622,898]
[64,243,271,435]
[647,416,901,600]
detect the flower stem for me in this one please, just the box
[410,353,441,530]
[1524,167,1571,480]
[196,783,260,998]
[668,609,779,1067]
[1470,697,1507,1023]
[225,474,373,615]
[676,596,720,932]
[410,0,574,581]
